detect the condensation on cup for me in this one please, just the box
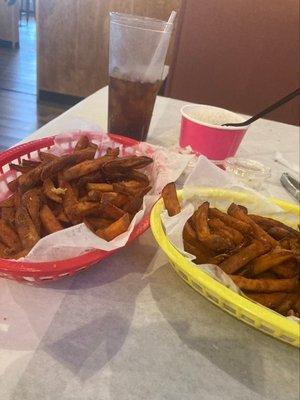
[108,13,174,141]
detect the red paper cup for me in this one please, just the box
[180,105,249,161]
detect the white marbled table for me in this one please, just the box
[0,87,299,400]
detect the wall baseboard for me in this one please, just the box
[38,90,84,106]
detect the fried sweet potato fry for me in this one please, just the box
[96,213,130,241]
[245,292,288,310]
[162,182,181,216]
[0,219,21,250]
[40,149,97,182]
[136,185,151,198]
[208,218,244,245]
[43,178,65,203]
[10,248,30,260]
[209,208,250,234]
[203,235,234,253]
[113,180,143,196]
[98,191,116,203]
[276,294,299,315]
[87,190,102,202]
[249,214,300,237]
[102,156,153,173]
[38,150,59,162]
[0,245,30,260]
[57,210,70,224]
[228,203,278,248]
[106,147,120,157]
[85,217,112,231]
[1,207,15,224]
[87,142,98,151]
[87,183,114,192]
[18,162,46,193]
[0,242,11,259]
[77,171,104,188]
[108,193,128,209]
[14,191,22,207]
[63,155,114,181]
[252,271,278,279]
[122,196,143,216]
[183,221,199,247]
[267,227,291,240]
[15,206,40,249]
[292,298,300,315]
[230,275,299,293]
[184,240,214,264]
[194,202,234,252]
[63,182,80,224]
[7,177,20,192]
[211,226,235,243]
[271,261,298,278]
[40,205,63,234]
[237,204,248,214]
[250,249,294,276]
[74,135,90,151]
[72,202,102,218]
[125,170,150,185]
[22,189,41,235]
[0,242,26,259]
[22,159,42,168]
[280,238,291,250]
[100,200,126,220]
[0,195,15,208]
[220,240,269,274]
[9,163,32,173]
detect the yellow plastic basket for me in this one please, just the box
[150,188,300,347]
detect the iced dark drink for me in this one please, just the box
[108,76,162,141]
[108,13,173,141]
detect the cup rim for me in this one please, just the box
[181,104,250,131]
[110,12,171,33]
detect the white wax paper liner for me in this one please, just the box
[161,156,299,322]
[18,131,192,262]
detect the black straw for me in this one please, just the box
[222,88,300,127]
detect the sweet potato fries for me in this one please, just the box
[0,136,153,260]
[162,182,300,317]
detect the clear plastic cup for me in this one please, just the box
[108,13,173,141]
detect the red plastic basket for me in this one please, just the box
[0,133,150,283]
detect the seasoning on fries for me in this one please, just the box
[0,136,153,260]
[161,184,300,317]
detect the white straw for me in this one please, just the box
[145,11,177,80]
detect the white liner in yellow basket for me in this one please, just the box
[161,156,300,324]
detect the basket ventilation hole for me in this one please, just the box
[178,270,188,282]
[279,335,294,343]
[191,281,203,293]
[39,276,54,280]
[206,293,219,304]
[259,325,274,334]
[22,276,36,282]
[223,303,236,315]
[240,315,254,325]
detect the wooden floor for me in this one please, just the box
[0,19,70,152]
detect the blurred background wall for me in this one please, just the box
[166,0,300,125]
[37,0,299,124]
